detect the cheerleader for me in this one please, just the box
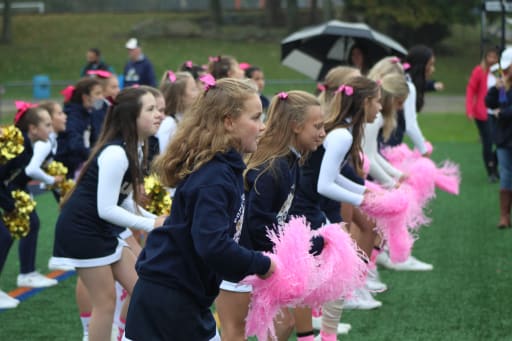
[156,71,199,153]
[52,87,166,341]
[0,104,57,310]
[55,78,103,179]
[125,78,275,341]
[215,91,326,341]
[25,101,67,189]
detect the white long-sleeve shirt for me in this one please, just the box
[97,145,156,232]
[155,113,183,154]
[317,128,366,206]
[25,133,57,185]
[362,114,403,187]
[404,80,427,154]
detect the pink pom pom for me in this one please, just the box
[360,182,413,262]
[243,217,314,340]
[435,161,460,195]
[301,223,366,308]
[380,143,414,166]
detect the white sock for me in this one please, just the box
[114,281,128,326]
[80,312,91,337]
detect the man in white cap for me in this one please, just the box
[123,38,156,87]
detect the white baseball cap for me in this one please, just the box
[125,38,139,50]
[491,47,512,72]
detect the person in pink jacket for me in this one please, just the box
[466,47,499,182]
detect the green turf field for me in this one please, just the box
[0,113,511,340]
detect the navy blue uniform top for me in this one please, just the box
[90,101,109,148]
[123,56,156,87]
[241,152,300,252]
[55,102,91,177]
[135,149,270,308]
[486,86,512,148]
[0,132,33,212]
[56,140,131,240]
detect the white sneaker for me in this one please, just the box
[366,268,387,293]
[17,271,58,288]
[0,289,20,309]
[343,287,382,310]
[48,257,75,271]
[312,316,351,334]
[377,252,433,271]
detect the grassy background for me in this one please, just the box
[2,114,512,340]
[0,12,480,102]
[0,10,506,341]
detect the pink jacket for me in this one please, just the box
[465,65,490,121]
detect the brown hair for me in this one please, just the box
[325,76,379,175]
[159,72,194,118]
[61,87,153,208]
[208,55,238,79]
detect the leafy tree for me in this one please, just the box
[343,0,481,47]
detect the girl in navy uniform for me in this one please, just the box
[125,78,275,341]
[52,87,166,341]
[0,104,56,310]
[215,91,326,341]
[25,101,67,197]
[55,78,103,179]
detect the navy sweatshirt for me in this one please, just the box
[241,152,300,252]
[123,56,156,87]
[486,86,512,148]
[0,132,33,212]
[55,102,91,177]
[136,149,270,308]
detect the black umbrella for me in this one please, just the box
[281,20,408,80]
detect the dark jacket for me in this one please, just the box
[55,102,91,177]
[136,149,270,308]
[123,56,156,87]
[485,86,512,148]
[0,132,33,212]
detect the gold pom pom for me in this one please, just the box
[144,174,172,216]
[43,161,75,200]
[0,125,25,164]
[2,190,36,239]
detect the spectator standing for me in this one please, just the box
[123,38,156,87]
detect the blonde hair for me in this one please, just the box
[318,66,360,107]
[38,100,59,117]
[379,73,409,141]
[325,76,379,175]
[245,91,320,189]
[153,78,258,187]
[159,71,194,118]
[367,56,405,81]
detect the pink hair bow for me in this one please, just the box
[60,85,75,102]
[277,92,288,100]
[14,100,37,124]
[208,56,220,63]
[199,73,216,91]
[317,83,327,92]
[185,60,193,68]
[402,62,411,71]
[335,84,354,96]
[376,79,382,86]
[239,62,251,71]
[87,70,112,79]
[167,70,176,83]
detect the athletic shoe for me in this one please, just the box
[366,268,387,293]
[0,290,19,309]
[343,287,382,310]
[48,257,75,271]
[17,271,58,288]
[312,316,351,334]
[377,252,433,271]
